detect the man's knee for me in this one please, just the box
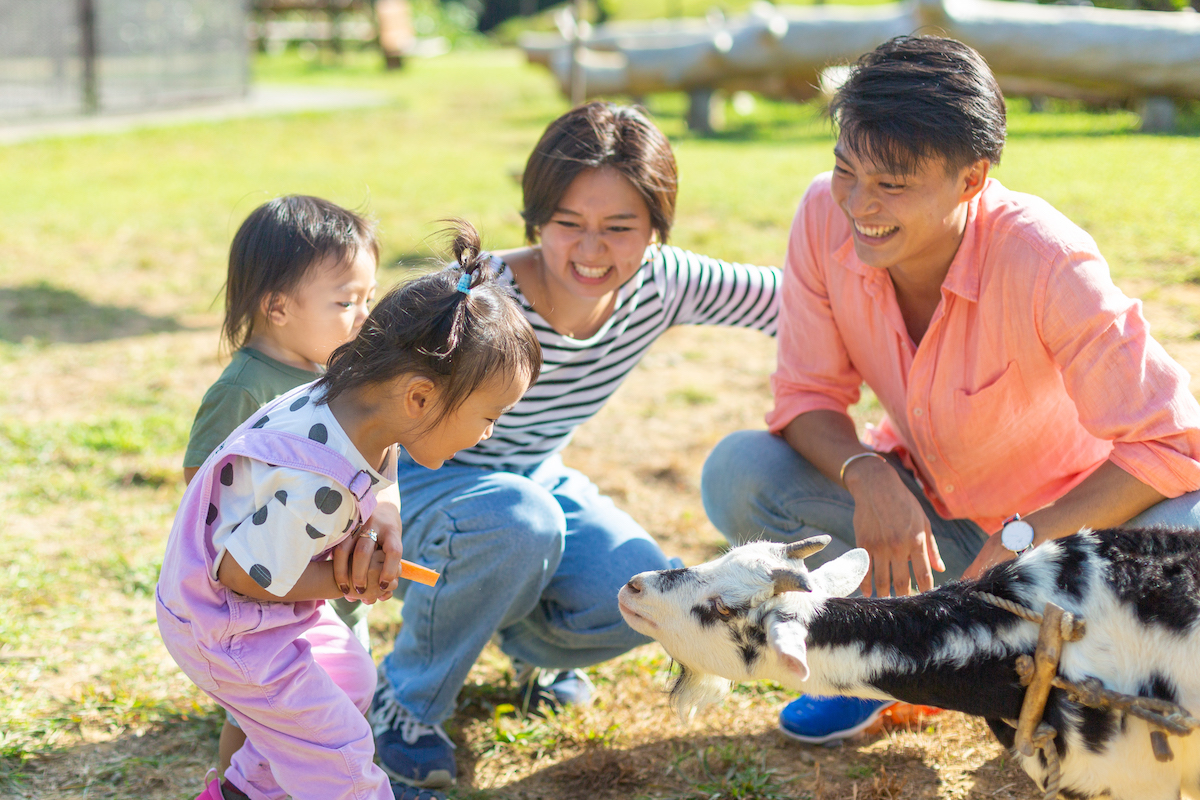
[701,430,789,542]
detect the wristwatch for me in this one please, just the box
[1000,513,1036,555]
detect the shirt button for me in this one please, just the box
[945,484,955,493]
[913,407,924,417]
[927,453,937,463]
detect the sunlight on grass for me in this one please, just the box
[2,39,1198,799]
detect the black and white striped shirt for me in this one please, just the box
[451,245,781,470]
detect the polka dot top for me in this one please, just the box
[207,386,397,597]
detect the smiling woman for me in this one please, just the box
[368,101,783,793]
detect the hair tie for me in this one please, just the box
[456,273,472,294]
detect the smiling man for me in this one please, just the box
[700,35,1200,743]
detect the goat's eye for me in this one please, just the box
[714,599,732,616]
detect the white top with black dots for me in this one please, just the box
[207,387,396,597]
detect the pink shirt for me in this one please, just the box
[769,173,1200,533]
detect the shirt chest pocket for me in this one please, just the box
[947,360,1033,461]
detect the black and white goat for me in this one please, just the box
[617,529,1200,800]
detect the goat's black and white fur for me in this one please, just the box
[617,528,1200,800]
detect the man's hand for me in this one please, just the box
[844,457,944,596]
[962,531,1016,581]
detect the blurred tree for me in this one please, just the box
[475,0,609,32]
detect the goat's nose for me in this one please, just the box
[626,576,644,594]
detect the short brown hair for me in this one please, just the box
[521,102,678,244]
[222,195,379,354]
[830,36,1007,175]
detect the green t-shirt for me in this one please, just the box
[183,347,317,469]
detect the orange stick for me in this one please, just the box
[399,559,440,586]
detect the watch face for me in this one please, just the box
[1001,520,1035,553]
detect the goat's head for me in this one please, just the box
[618,535,869,719]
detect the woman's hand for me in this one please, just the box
[844,457,945,596]
[333,485,402,598]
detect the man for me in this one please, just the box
[701,35,1200,743]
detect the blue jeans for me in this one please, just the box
[701,430,1200,582]
[381,452,674,725]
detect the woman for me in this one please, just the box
[370,102,781,791]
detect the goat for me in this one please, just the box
[617,529,1200,800]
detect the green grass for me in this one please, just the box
[1,40,1199,797]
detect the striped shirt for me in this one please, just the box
[452,244,781,470]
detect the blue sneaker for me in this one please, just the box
[370,668,456,788]
[390,784,446,800]
[512,659,595,715]
[778,695,895,744]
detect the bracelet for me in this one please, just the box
[839,451,886,487]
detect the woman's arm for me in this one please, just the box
[660,247,781,334]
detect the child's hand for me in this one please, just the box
[333,486,402,597]
[344,549,398,605]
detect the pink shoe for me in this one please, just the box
[195,769,225,800]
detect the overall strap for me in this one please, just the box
[219,428,379,523]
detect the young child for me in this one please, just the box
[158,222,542,800]
[182,195,384,775]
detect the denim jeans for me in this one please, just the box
[701,430,1200,583]
[380,452,676,725]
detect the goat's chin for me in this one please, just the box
[618,602,657,634]
[669,664,732,723]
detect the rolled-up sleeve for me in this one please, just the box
[1039,249,1200,498]
[767,182,864,434]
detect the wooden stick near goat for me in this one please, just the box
[618,529,1200,800]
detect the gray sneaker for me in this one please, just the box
[511,658,595,715]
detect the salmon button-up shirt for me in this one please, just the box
[768,173,1200,534]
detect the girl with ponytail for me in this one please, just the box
[159,220,539,800]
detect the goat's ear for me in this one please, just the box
[767,612,809,681]
[771,568,811,595]
[783,535,831,561]
[810,548,870,597]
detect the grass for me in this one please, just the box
[1,36,1198,800]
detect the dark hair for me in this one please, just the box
[222,195,379,353]
[829,35,1006,175]
[315,220,542,425]
[521,101,678,244]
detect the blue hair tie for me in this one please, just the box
[456,273,472,294]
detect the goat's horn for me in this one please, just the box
[784,535,831,561]
[771,568,812,595]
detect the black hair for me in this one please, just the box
[314,220,542,425]
[222,195,379,353]
[521,101,677,245]
[829,35,1007,175]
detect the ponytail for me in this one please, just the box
[315,219,542,423]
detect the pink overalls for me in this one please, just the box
[156,388,391,800]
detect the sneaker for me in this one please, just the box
[512,658,595,714]
[371,669,457,788]
[778,695,895,744]
[390,783,447,800]
[194,770,249,800]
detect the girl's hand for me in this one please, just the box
[844,457,945,596]
[333,488,402,598]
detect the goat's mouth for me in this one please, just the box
[618,598,657,631]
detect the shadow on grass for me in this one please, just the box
[4,711,222,800]
[450,729,947,800]
[0,283,183,344]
